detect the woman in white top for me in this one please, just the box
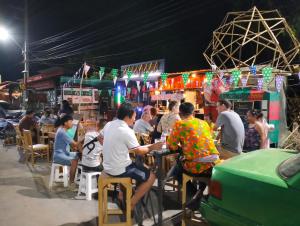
[157,101,181,133]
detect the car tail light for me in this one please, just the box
[209,180,222,200]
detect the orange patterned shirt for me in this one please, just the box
[167,116,219,174]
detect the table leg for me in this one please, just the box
[155,153,163,225]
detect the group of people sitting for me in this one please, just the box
[50,98,273,213]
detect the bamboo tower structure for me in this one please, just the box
[203,7,300,72]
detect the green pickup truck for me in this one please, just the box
[200,149,300,226]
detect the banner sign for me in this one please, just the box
[63,88,98,104]
[151,93,184,101]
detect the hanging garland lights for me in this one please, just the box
[231,70,241,87]
[262,66,273,84]
[275,75,284,92]
[182,73,190,87]
[205,72,213,86]
[257,78,264,90]
[161,73,168,85]
[249,65,257,76]
[143,71,149,84]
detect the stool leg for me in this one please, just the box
[77,173,84,197]
[98,181,104,226]
[103,186,108,222]
[63,166,69,187]
[86,174,92,200]
[125,184,132,226]
[49,164,55,190]
[182,174,187,208]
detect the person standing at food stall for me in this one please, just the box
[157,101,180,134]
[243,109,267,152]
[214,99,245,159]
[60,100,74,117]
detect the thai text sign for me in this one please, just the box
[63,88,98,104]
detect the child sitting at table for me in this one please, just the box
[81,119,107,172]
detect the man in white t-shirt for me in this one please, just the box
[103,103,163,210]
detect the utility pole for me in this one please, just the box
[22,0,29,109]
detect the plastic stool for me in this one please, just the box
[98,172,132,226]
[75,164,83,185]
[49,163,69,190]
[77,171,101,200]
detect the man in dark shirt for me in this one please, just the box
[19,110,39,143]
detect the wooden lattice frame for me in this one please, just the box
[203,7,300,72]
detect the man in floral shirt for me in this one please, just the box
[167,102,219,180]
[167,102,219,209]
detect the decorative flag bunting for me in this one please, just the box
[219,71,224,80]
[211,64,217,71]
[108,89,112,96]
[249,65,257,76]
[136,81,141,92]
[83,63,90,76]
[257,78,264,90]
[213,79,219,88]
[231,70,241,87]
[275,75,284,92]
[111,68,118,85]
[161,73,168,84]
[127,70,133,80]
[205,72,213,86]
[143,72,149,83]
[262,67,273,84]
[155,81,159,89]
[222,78,227,86]
[241,77,248,87]
[99,67,105,80]
[146,81,150,89]
[229,76,233,85]
[124,78,129,87]
[182,73,190,86]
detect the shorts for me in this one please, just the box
[116,162,150,184]
[53,152,79,166]
[82,164,103,172]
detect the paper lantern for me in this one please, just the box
[205,72,213,86]
[241,77,248,87]
[257,78,264,90]
[262,67,273,84]
[161,73,168,84]
[249,65,257,76]
[143,72,149,83]
[127,70,133,80]
[231,70,241,87]
[182,73,190,86]
[275,75,284,92]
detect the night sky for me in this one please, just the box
[0,0,299,82]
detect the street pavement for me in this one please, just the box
[0,143,208,226]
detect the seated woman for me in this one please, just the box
[81,119,107,172]
[243,109,267,152]
[53,115,81,191]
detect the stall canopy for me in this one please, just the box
[60,76,114,89]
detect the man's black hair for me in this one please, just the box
[179,102,194,117]
[117,103,135,120]
[26,110,34,115]
[218,99,232,109]
[168,101,178,111]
